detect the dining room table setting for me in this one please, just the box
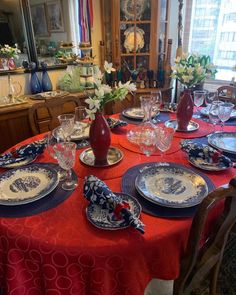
[0,91,235,295]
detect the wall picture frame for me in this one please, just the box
[47,0,64,32]
[30,4,50,37]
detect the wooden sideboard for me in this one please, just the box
[0,93,87,153]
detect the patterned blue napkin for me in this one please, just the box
[84,175,145,234]
[106,118,128,129]
[181,140,232,166]
[0,139,46,167]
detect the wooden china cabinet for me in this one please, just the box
[102,0,170,73]
[101,0,172,109]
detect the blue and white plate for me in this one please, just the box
[135,163,208,208]
[188,156,232,171]
[122,107,159,120]
[0,164,59,205]
[53,124,90,141]
[0,154,37,169]
[86,192,141,230]
[208,132,236,154]
[106,118,128,129]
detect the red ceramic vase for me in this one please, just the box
[89,111,111,166]
[176,89,194,131]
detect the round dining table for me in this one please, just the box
[0,110,235,295]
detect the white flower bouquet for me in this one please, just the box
[0,44,21,59]
[171,53,217,88]
[85,61,137,120]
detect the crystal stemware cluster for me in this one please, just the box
[137,95,175,157]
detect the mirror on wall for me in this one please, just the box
[0,0,29,69]
[0,0,74,73]
[28,0,73,67]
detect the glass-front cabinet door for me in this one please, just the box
[110,0,169,74]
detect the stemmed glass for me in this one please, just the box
[205,92,218,111]
[156,126,175,160]
[57,114,75,141]
[151,91,162,123]
[139,95,158,156]
[193,90,207,118]
[46,131,67,181]
[54,142,78,191]
[74,106,87,134]
[208,101,223,132]
[218,102,234,131]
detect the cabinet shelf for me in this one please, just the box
[121,53,150,57]
[120,20,151,25]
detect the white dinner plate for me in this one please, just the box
[135,163,208,208]
[0,164,59,205]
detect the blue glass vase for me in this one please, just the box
[30,62,42,94]
[41,62,52,92]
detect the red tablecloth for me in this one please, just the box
[0,117,235,295]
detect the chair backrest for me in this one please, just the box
[173,177,236,295]
[28,95,83,135]
[217,85,236,104]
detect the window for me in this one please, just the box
[184,0,236,81]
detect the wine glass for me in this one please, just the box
[205,92,218,110]
[54,142,78,191]
[57,114,75,141]
[156,126,175,160]
[46,131,67,181]
[151,91,162,122]
[208,101,223,132]
[193,90,207,118]
[74,106,87,134]
[218,102,234,131]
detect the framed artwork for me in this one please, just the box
[47,0,64,32]
[30,4,50,37]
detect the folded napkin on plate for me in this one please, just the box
[181,140,231,166]
[84,175,145,234]
[0,139,46,167]
[106,118,128,129]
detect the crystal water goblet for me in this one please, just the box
[218,102,234,131]
[54,142,78,191]
[193,90,207,118]
[156,126,175,160]
[57,114,75,141]
[46,131,67,181]
[208,101,223,132]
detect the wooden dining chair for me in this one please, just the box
[28,95,84,135]
[217,85,236,104]
[173,177,236,295]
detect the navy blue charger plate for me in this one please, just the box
[0,163,77,218]
[121,162,215,218]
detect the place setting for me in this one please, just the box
[0,138,47,169]
[0,137,79,217]
[121,161,216,218]
[181,139,235,171]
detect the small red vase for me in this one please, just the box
[89,111,111,165]
[176,89,194,131]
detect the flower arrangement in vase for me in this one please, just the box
[0,44,21,70]
[85,61,136,165]
[171,53,217,130]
